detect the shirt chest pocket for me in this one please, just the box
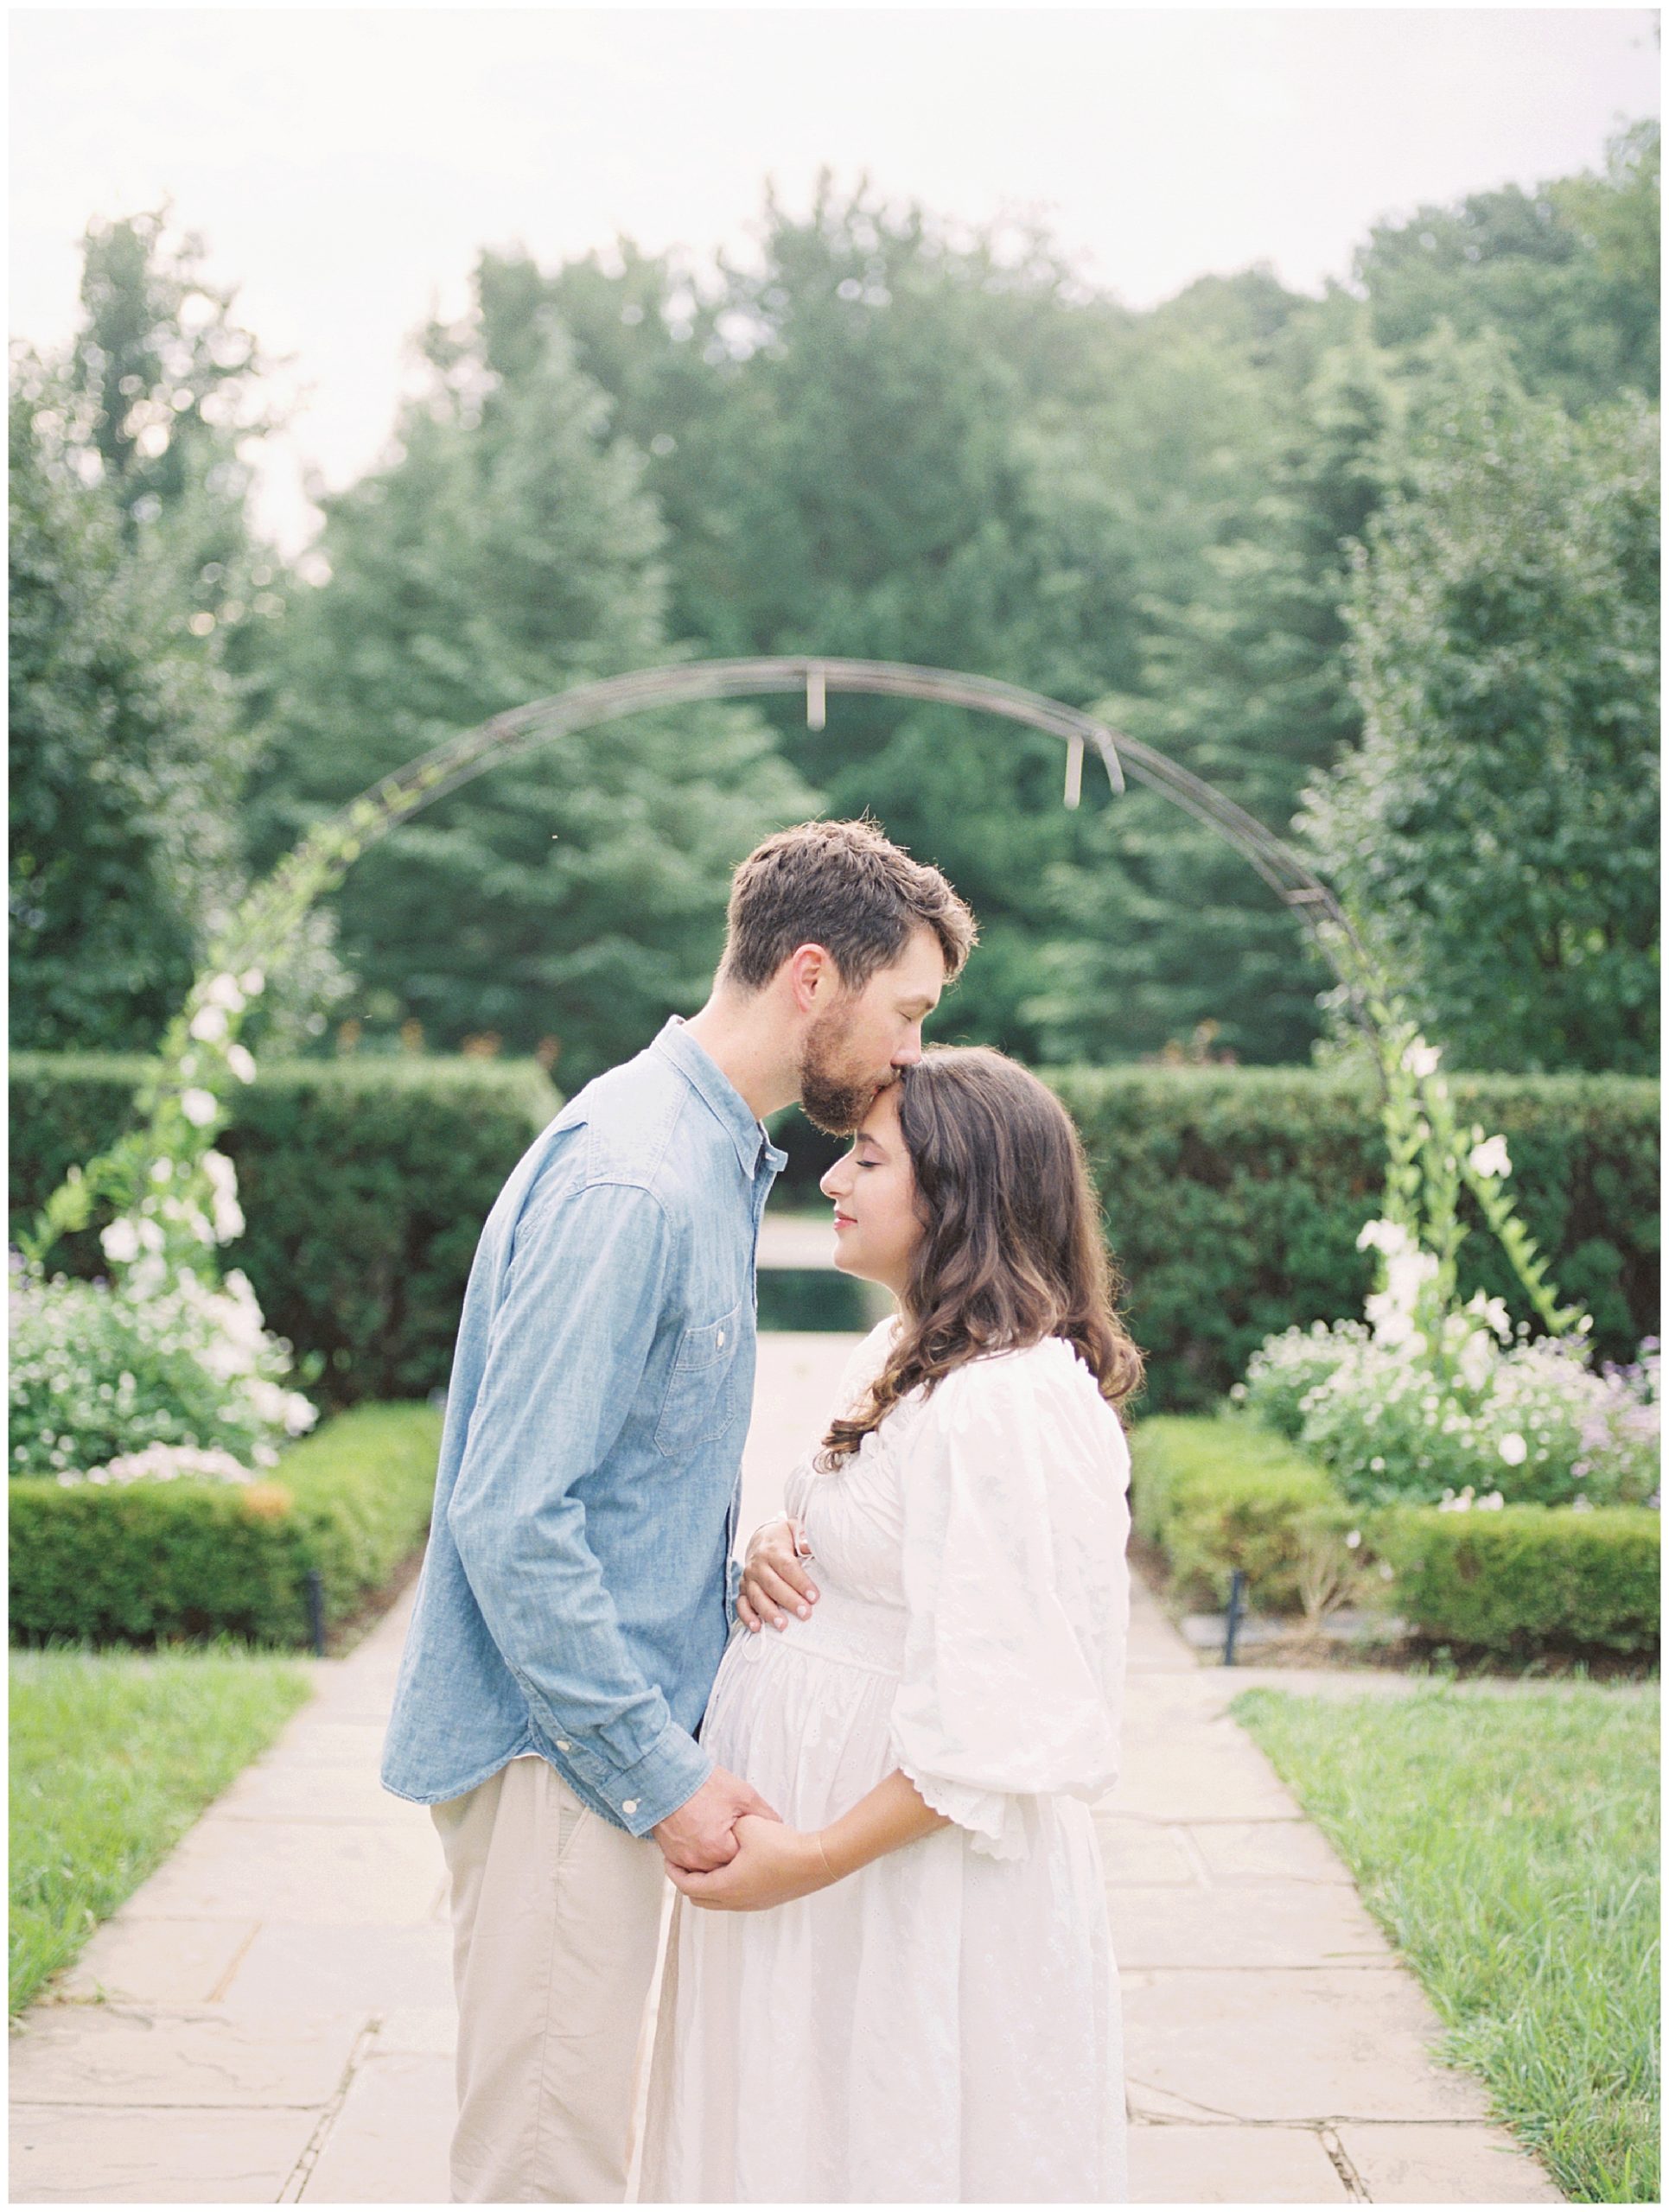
[655,1303,749,1461]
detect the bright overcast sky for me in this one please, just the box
[10,4,1659,552]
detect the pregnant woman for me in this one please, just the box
[637,1045,1140,2203]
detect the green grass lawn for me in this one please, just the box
[1234,1681,1659,2206]
[10,1646,315,2017]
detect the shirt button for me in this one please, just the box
[556,1740,570,1752]
[622,1799,639,1815]
[717,1329,725,1349]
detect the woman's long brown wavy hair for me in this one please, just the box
[819,1046,1144,1464]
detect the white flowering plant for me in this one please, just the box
[11,712,514,1489]
[1244,1313,1659,1510]
[1235,988,1659,1513]
[10,1256,315,1485]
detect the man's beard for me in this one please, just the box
[797,1007,893,1136]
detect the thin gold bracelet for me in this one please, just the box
[813,1832,838,1885]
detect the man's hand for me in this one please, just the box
[653,1765,781,1872]
[736,1515,819,1634]
[667,1814,833,1912]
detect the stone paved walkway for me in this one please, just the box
[11,1335,1564,2204]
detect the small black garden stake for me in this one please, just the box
[304,1568,327,1657]
[1223,1570,1246,1668]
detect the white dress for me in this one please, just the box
[637,1320,1132,2204]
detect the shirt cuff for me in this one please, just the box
[598,1721,715,1837]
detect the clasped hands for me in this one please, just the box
[653,1515,831,1913]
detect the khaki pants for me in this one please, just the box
[430,1758,669,2203]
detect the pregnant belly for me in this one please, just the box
[700,1592,908,1831]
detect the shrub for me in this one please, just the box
[9,1262,315,1481]
[1243,1319,1659,1512]
[9,1402,442,1647]
[1130,1414,1347,1611]
[1369,1503,1660,1655]
[1045,1065,1658,1411]
[10,1054,560,1406]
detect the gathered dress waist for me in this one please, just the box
[731,1580,909,1678]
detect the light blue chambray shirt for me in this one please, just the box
[380,1017,787,1836]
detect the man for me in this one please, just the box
[381,817,978,2202]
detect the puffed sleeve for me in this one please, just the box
[886,1340,1131,1861]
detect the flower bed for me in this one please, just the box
[9,1402,443,1648]
[10,1051,560,1405]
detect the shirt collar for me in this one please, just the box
[652,1017,788,1181]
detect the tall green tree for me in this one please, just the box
[1353,119,1659,416]
[1029,316,1405,1064]
[252,300,816,1084]
[1300,363,1659,1072]
[9,354,252,1049]
[512,183,1184,1055]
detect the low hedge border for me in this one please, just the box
[1367,1503,1661,1656]
[9,1053,560,1408]
[9,1402,443,1649]
[1048,1065,1658,1412]
[10,1055,1656,1414]
[1130,1414,1345,1611]
[1131,1410,1661,1656]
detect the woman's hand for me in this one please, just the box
[666,1814,832,1911]
[737,1515,819,1634]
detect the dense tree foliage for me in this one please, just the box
[247,309,815,1084]
[9,353,252,1049]
[10,127,1659,1075]
[1302,365,1659,1072]
[8,213,342,1053]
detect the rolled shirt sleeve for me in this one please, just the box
[445,1175,714,1834]
[886,1343,1131,1861]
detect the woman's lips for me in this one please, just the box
[832,1213,856,1229]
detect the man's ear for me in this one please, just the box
[784,943,837,1014]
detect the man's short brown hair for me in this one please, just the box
[719,818,978,994]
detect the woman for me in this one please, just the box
[637,1046,1141,2203]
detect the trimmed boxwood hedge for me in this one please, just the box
[1367,1503,1661,1656]
[1129,1414,1344,1610]
[9,1402,443,1649]
[10,1055,1657,1414]
[10,1053,560,1408]
[1047,1065,1658,1411]
[1131,1411,1661,1656]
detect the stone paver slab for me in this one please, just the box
[1128,2121,1349,2202]
[220,1923,454,2014]
[1122,1967,1492,2124]
[1109,1736,1303,1822]
[1188,1819,1358,1888]
[9,2005,368,2108]
[267,1722,391,1770]
[301,2050,452,2202]
[1093,1817,1198,1886]
[10,2102,320,2203]
[372,2005,456,2057]
[55,1916,259,2005]
[214,1761,417,1825]
[1108,1883,1390,1971]
[121,1819,443,1926]
[1336,2121,1565,2203]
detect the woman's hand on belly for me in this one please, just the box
[666,1813,833,1911]
[736,1516,819,1633]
